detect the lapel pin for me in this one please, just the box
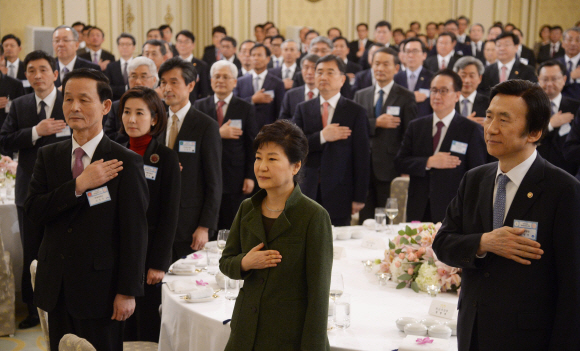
[420,77,424,80]
[515,71,519,75]
[150,154,160,163]
[527,192,533,198]
[193,62,197,66]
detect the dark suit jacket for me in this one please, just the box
[279,85,307,120]
[424,53,463,72]
[564,108,580,180]
[55,57,100,87]
[232,56,242,71]
[234,72,285,128]
[0,91,69,207]
[537,96,580,176]
[428,44,472,57]
[136,138,181,272]
[220,185,332,351]
[478,61,538,94]
[394,68,434,117]
[556,56,580,100]
[25,135,148,319]
[293,74,352,99]
[157,106,222,239]
[103,60,127,101]
[455,93,490,118]
[351,69,373,94]
[537,43,565,64]
[292,96,370,221]
[202,45,218,66]
[394,112,487,222]
[348,39,374,63]
[103,100,128,144]
[432,155,580,351]
[345,60,362,75]
[184,56,211,103]
[354,83,418,182]
[359,44,398,70]
[5,60,26,80]
[518,45,537,67]
[193,95,257,194]
[268,65,301,82]
[0,73,25,130]
[79,49,115,65]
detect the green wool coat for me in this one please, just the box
[219,184,333,351]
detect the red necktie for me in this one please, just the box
[307,91,314,100]
[551,44,555,57]
[500,66,507,83]
[321,102,329,128]
[432,121,444,152]
[72,147,85,179]
[441,59,446,69]
[216,100,225,126]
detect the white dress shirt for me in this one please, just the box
[6,58,20,79]
[226,55,236,63]
[271,56,283,68]
[373,80,394,106]
[432,110,455,154]
[471,41,483,54]
[457,34,467,44]
[59,56,77,78]
[565,52,580,84]
[214,92,233,117]
[241,67,253,76]
[251,70,268,91]
[319,92,341,144]
[459,91,477,117]
[165,101,191,146]
[494,150,537,221]
[88,49,103,63]
[497,58,516,81]
[437,51,454,69]
[31,87,58,143]
[304,86,319,100]
[281,62,297,80]
[548,93,563,132]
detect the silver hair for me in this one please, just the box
[281,39,298,49]
[210,60,238,78]
[453,56,485,76]
[470,23,485,33]
[53,25,79,41]
[564,27,580,40]
[127,57,159,81]
[308,36,333,53]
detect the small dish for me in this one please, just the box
[169,269,198,276]
[336,230,352,240]
[420,318,442,328]
[404,322,428,336]
[445,320,457,336]
[428,324,452,339]
[181,296,214,303]
[396,317,418,331]
[351,230,364,239]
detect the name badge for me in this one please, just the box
[419,88,431,98]
[450,140,468,155]
[514,220,538,241]
[56,126,71,137]
[428,300,457,319]
[519,57,529,65]
[386,106,401,116]
[179,141,196,153]
[144,165,158,180]
[264,90,275,98]
[86,186,111,207]
[559,123,571,136]
[229,119,242,129]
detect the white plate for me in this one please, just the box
[169,270,199,276]
[183,296,214,303]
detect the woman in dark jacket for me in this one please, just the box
[118,87,181,342]
[219,120,333,351]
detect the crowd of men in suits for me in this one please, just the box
[1,15,580,348]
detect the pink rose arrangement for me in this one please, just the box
[0,155,17,178]
[379,224,461,293]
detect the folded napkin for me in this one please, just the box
[167,280,198,293]
[363,218,376,230]
[173,262,195,272]
[399,336,449,351]
[187,286,214,299]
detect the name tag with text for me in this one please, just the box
[419,88,431,98]
[179,141,196,153]
[86,186,111,207]
[56,126,71,137]
[386,106,401,116]
[514,220,538,241]
[229,119,242,129]
[450,140,468,155]
[144,165,158,180]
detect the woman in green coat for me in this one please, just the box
[219,120,333,351]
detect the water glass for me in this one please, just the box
[207,251,220,275]
[333,293,351,329]
[217,229,229,253]
[375,207,386,231]
[426,284,441,297]
[224,277,239,300]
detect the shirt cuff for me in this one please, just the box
[548,123,554,132]
[32,126,40,144]
[320,132,327,145]
[475,252,487,258]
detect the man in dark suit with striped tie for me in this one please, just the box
[104,33,136,101]
[279,54,319,120]
[52,25,100,88]
[453,56,490,124]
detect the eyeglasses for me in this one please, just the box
[539,76,564,83]
[430,88,452,96]
[212,75,234,80]
[52,39,76,44]
[405,49,422,55]
[129,75,154,81]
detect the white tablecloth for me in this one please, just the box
[0,199,21,292]
[159,225,459,351]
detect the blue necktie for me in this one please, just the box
[493,174,510,229]
[461,99,470,116]
[375,89,384,118]
[253,76,260,94]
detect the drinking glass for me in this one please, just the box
[224,277,239,300]
[217,229,229,254]
[329,273,344,302]
[374,207,386,232]
[385,198,399,233]
[333,293,351,329]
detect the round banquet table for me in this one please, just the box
[158,224,460,351]
[0,196,21,292]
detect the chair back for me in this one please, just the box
[59,334,97,351]
[390,177,409,224]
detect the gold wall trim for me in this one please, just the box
[61,0,64,24]
[88,0,91,24]
[41,0,45,26]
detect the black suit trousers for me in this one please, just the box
[218,192,245,231]
[124,282,161,343]
[359,164,392,223]
[48,288,124,351]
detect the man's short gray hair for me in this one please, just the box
[210,60,238,78]
[300,54,320,67]
[453,56,484,76]
[471,23,485,33]
[308,36,333,52]
[53,25,79,41]
[127,57,159,81]
[282,39,298,49]
[564,27,580,40]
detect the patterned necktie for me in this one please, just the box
[93,53,98,64]
[551,44,555,57]
[375,89,384,118]
[274,59,279,68]
[432,121,444,152]
[551,101,557,116]
[8,64,15,78]
[500,66,507,83]
[38,101,47,120]
[493,174,510,229]
[408,73,417,92]
[168,115,179,149]
[216,100,225,126]
[568,61,574,83]
[122,62,128,86]
[440,59,446,69]
[307,91,314,100]
[253,76,260,93]
[72,147,86,179]
[461,99,470,116]
[321,102,329,128]
[284,68,290,79]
